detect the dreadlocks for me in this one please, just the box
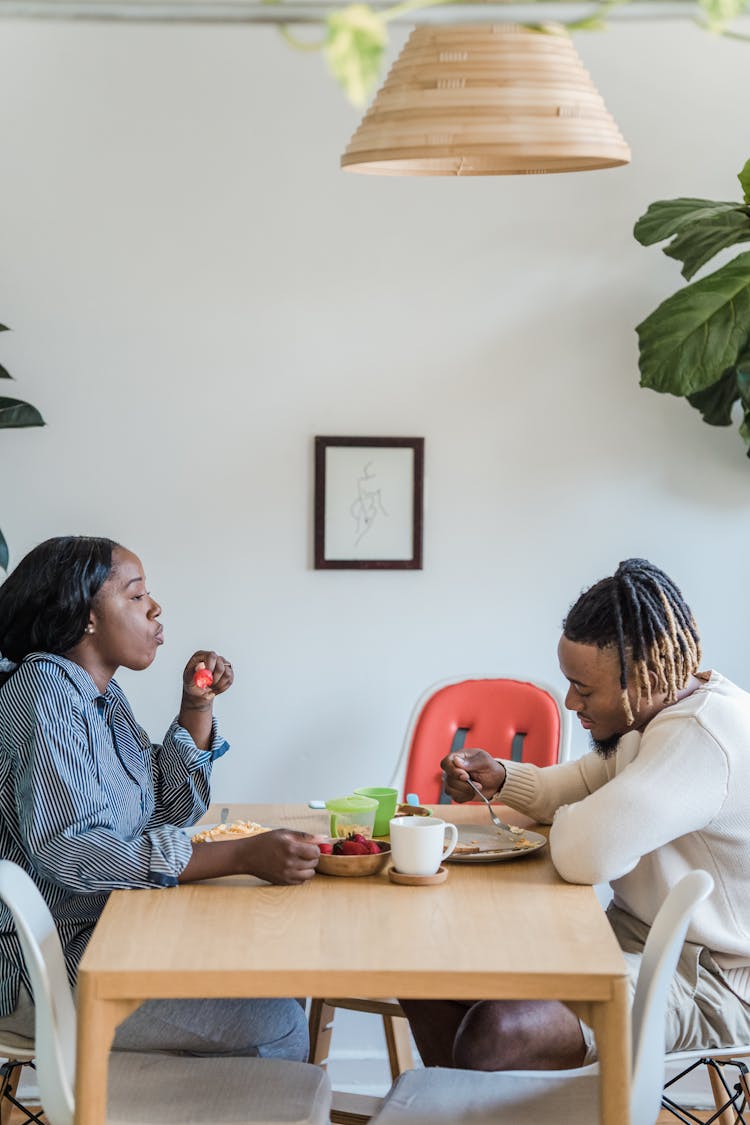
[563,559,701,725]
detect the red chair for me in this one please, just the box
[309,676,570,1123]
[393,675,571,803]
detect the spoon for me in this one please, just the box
[464,778,517,835]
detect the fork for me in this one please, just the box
[465,778,516,835]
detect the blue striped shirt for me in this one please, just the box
[0,652,229,1017]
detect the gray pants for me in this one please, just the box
[0,986,309,1060]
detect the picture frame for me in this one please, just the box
[314,436,424,570]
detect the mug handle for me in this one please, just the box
[441,823,459,861]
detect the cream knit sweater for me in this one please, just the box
[498,671,750,1001]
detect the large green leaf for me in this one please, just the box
[740,158,750,205]
[0,397,45,428]
[664,209,750,279]
[686,365,739,425]
[739,407,750,456]
[0,528,7,572]
[637,251,750,396]
[634,198,740,247]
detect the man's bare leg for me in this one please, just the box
[397,1000,473,1067]
[399,999,586,1070]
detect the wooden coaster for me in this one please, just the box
[388,866,448,886]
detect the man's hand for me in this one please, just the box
[441,748,506,803]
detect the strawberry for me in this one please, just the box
[318,843,334,854]
[351,834,368,844]
[341,840,369,856]
[193,665,214,690]
[366,841,381,854]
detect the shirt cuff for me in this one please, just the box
[147,824,195,885]
[167,717,230,763]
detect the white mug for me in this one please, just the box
[389,816,458,876]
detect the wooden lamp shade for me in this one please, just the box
[340,23,631,176]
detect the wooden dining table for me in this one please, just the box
[74,802,631,1125]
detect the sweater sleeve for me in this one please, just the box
[498,751,614,824]
[548,711,729,885]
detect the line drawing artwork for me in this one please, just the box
[350,461,389,544]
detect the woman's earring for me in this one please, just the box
[85,625,95,635]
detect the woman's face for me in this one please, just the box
[86,547,164,673]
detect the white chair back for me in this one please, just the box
[0,861,77,1125]
[630,869,713,1125]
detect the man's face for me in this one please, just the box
[557,635,636,754]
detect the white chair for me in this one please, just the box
[368,870,714,1125]
[0,861,332,1125]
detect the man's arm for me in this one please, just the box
[549,715,728,884]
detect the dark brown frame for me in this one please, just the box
[314,436,424,570]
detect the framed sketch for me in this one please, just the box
[314,436,424,570]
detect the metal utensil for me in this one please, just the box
[220,806,230,826]
[465,778,516,835]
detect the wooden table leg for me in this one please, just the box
[74,975,140,1125]
[588,978,632,1125]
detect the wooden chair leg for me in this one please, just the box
[0,1062,23,1125]
[708,1061,748,1125]
[738,1070,750,1119]
[383,1014,414,1082]
[308,998,337,1069]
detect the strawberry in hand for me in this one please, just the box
[193,663,214,690]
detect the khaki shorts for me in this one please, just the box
[580,903,750,1065]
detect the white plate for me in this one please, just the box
[445,823,547,863]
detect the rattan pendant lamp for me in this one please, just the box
[341,22,631,176]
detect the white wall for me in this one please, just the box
[1,15,749,806]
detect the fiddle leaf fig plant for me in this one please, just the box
[0,325,45,571]
[634,157,750,457]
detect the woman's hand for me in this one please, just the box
[440,748,506,803]
[178,651,234,751]
[235,830,322,885]
[179,829,322,886]
[182,651,234,703]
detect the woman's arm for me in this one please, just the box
[147,651,234,826]
[176,651,233,751]
[179,829,322,885]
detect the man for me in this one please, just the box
[400,558,750,1070]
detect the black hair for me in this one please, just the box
[563,558,701,722]
[0,536,119,682]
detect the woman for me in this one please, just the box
[0,535,320,1057]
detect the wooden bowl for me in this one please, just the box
[316,841,391,878]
